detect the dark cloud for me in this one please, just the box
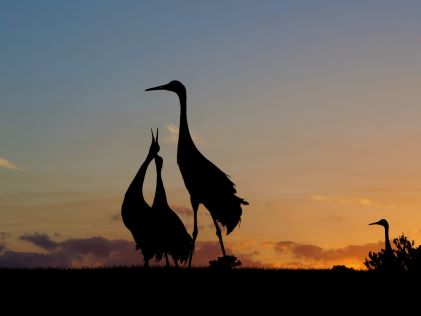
[0,233,261,268]
[3,231,385,269]
[20,233,58,251]
[0,232,10,240]
[294,244,323,260]
[273,241,295,253]
[60,237,120,258]
[0,235,141,268]
[0,250,72,268]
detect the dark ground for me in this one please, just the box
[0,267,417,312]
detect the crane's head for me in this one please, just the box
[145,80,186,96]
[369,219,389,229]
[148,128,160,157]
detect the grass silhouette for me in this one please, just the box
[0,266,416,312]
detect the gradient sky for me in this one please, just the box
[1,1,421,269]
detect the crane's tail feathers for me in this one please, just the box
[179,233,193,264]
[171,232,192,265]
[211,195,248,235]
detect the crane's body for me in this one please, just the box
[121,132,163,266]
[146,80,248,267]
[152,151,192,266]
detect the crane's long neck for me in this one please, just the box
[384,225,392,253]
[125,153,153,205]
[153,165,168,208]
[178,91,195,150]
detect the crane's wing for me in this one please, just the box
[178,145,248,234]
[182,148,237,196]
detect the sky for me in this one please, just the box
[1,1,421,269]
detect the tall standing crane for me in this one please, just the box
[146,80,248,267]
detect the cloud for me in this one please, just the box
[358,198,373,206]
[2,233,381,269]
[0,250,72,268]
[310,194,330,202]
[0,157,21,171]
[60,237,124,258]
[0,232,11,240]
[273,240,383,269]
[170,205,193,217]
[165,123,179,143]
[327,213,346,222]
[165,123,200,144]
[0,233,261,268]
[310,194,381,207]
[0,235,141,268]
[20,233,58,251]
[273,241,295,253]
[110,213,121,222]
[183,223,204,232]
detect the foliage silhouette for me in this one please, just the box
[209,255,242,269]
[332,265,354,272]
[365,234,421,271]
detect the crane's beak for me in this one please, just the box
[145,84,167,91]
[369,220,381,226]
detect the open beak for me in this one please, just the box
[145,84,167,91]
[369,221,380,226]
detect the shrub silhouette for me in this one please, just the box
[332,265,354,272]
[365,234,421,271]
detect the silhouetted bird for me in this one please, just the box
[151,130,192,266]
[369,219,400,271]
[121,130,163,267]
[146,80,248,267]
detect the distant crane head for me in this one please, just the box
[145,80,186,96]
[369,219,389,229]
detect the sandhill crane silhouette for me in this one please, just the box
[146,80,249,267]
[151,129,192,266]
[121,130,163,267]
[369,219,400,271]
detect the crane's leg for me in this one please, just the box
[188,198,199,268]
[165,253,170,267]
[211,215,226,257]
